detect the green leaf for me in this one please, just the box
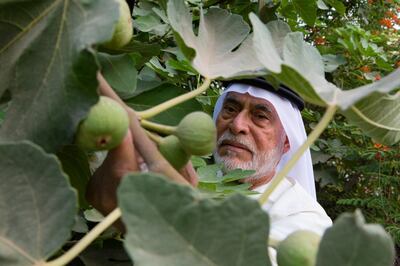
[221,169,256,182]
[197,163,224,183]
[250,14,327,106]
[100,40,162,68]
[167,0,264,78]
[118,172,271,266]
[342,93,400,145]
[148,57,177,78]
[0,141,77,265]
[316,210,395,266]
[216,182,256,195]
[126,83,202,125]
[0,101,8,126]
[324,0,346,15]
[84,208,105,223]
[311,150,332,164]
[316,0,329,10]
[322,54,346,73]
[250,15,400,112]
[337,69,400,110]
[134,14,169,35]
[98,53,138,100]
[281,32,336,104]
[313,166,338,187]
[72,214,89,233]
[0,111,4,125]
[190,156,207,168]
[0,0,119,152]
[57,145,91,209]
[265,20,292,58]
[167,58,198,74]
[134,66,164,96]
[292,0,317,26]
[173,32,196,62]
[250,18,283,74]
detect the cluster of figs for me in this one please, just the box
[75,96,217,170]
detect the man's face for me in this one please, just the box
[214,92,289,179]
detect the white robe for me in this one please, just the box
[250,177,332,265]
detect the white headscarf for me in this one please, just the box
[213,83,316,199]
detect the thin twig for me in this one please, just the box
[258,105,338,205]
[141,119,176,135]
[45,208,122,266]
[136,78,211,119]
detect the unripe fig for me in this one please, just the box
[102,0,133,50]
[158,135,190,170]
[76,96,129,151]
[276,230,321,266]
[175,111,216,156]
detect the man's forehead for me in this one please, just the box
[224,91,276,109]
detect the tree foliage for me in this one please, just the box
[0,0,399,265]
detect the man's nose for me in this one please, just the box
[229,111,249,135]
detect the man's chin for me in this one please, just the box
[214,154,252,172]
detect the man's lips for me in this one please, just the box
[219,140,252,153]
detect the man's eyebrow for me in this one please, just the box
[254,104,273,114]
[223,96,242,107]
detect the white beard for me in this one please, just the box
[214,131,285,180]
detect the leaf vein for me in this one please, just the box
[0,0,61,55]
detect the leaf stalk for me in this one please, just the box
[141,119,176,135]
[45,208,122,266]
[136,78,212,119]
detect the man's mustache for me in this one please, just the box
[217,131,255,154]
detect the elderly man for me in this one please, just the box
[87,78,332,259]
[212,78,332,241]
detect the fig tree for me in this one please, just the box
[102,0,133,50]
[276,230,321,266]
[158,135,191,170]
[175,111,216,156]
[76,96,129,151]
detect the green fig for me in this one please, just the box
[174,112,217,156]
[158,135,191,170]
[102,0,133,50]
[276,230,321,266]
[76,96,129,151]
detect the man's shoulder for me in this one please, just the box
[268,177,328,215]
[252,176,331,219]
[255,177,333,240]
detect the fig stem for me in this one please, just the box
[97,72,189,185]
[136,78,212,119]
[45,208,122,266]
[144,129,163,144]
[141,119,176,135]
[268,237,280,249]
[258,104,338,205]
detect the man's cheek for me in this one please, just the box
[215,119,229,138]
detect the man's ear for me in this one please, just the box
[283,135,290,154]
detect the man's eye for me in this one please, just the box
[255,113,268,120]
[223,106,236,113]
